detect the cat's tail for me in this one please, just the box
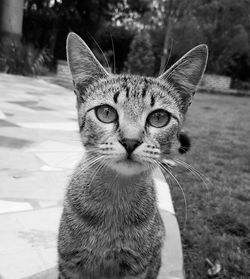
[161,131,191,168]
[178,132,191,154]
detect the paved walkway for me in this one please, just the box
[0,74,184,279]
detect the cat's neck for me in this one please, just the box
[71,162,153,198]
[67,160,157,226]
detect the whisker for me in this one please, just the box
[87,158,107,188]
[175,159,208,181]
[87,32,110,71]
[110,32,116,74]
[174,158,211,191]
[160,37,173,76]
[72,155,104,181]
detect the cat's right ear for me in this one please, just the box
[158,44,208,111]
[66,32,110,88]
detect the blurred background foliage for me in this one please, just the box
[0,39,51,75]
[1,0,250,82]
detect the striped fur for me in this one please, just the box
[58,32,208,278]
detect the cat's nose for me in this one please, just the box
[119,138,142,154]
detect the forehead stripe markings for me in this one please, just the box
[113,91,120,103]
[150,95,155,107]
[122,76,130,99]
[126,86,129,98]
[142,78,148,98]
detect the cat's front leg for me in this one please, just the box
[58,262,83,279]
[124,270,148,279]
[58,250,95,279]
[144,250,161,279]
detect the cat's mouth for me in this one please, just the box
[117,157,141,165]
[110,156,146,175]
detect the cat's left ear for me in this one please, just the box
[158,44,208,108]
[67,32,110,88]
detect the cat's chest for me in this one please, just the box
[71,172,156,225]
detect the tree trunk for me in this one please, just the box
[0,0,24,43]
[159,18,172,75]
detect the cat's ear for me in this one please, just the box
[66,32,110,87]
[158,44,208,104]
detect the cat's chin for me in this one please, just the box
[110,160,148,176]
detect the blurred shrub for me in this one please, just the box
[94,25,135,73]
[148,16,205,76]
[0,40,52,76]
[124,32,156,76]
[231,79,250,91]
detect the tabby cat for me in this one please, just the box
[57,32,208,279]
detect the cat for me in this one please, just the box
[178,131,191,154]
[57,32,208,279]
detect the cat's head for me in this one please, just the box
[67,32,208,176]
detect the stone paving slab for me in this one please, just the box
[0,200,33,214]
[0,73,184,279]
[0,207,62,279]
[0,172,68,200]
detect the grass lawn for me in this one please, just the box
[169,93,250,279]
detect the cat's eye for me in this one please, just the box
[147,109,170,128]
[95,105,118,123]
